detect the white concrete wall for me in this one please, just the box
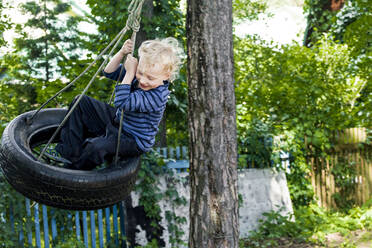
[238,169,294,235]
[131,168,294,247]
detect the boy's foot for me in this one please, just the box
[42,151,72,165]
[62,162,77,170]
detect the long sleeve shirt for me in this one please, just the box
[103,65,170,152]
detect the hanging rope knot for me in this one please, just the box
[127,17,141,33]
[126,0,145,32]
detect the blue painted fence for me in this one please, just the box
[5,146,189,248]
[9,199,127,248]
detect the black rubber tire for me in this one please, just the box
[0,108,140,210]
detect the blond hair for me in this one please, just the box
[138,37,184,82]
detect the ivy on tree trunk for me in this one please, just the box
[303,0,345,46]
[186,0,239,247]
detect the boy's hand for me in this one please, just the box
[124,54,138,76]
[120,39,134,56]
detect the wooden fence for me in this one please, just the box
[307,128,372,208]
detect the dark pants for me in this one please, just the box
[56,95,142,170]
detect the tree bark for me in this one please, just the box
[135,0,153,47]
[155,110,167,147]
[186,1,239,247]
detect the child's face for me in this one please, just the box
[136,58,170,91]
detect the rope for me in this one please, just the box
[37,27,127,161]
[108,0,144,105]
[114,32,137,166]
[114,0,145,165]
[37,0,145,161]
[126,0,144,32]
[28,25,129,125]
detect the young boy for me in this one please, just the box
[55,37,183,170]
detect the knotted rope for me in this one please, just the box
[37,0,145,162]
[112,0,144,165]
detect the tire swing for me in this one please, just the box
[0,0,145,211]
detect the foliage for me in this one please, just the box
[234,33,370,206]
[304,0,371,48]
[336,2,372,128]
[0,174,27,248]
[0,0,87,135]
[278,131,315,207]
[53,236,85,248]
[11,0,83,81]
[134,238,160,248]
[134,151,187,247]
[0,172,91,247]
[233,0,267,24]
[237,117,274,168]
[303,0,340,46]
[163,171,188,247]
[53,232,127,247]
[240,202,372,247]
[330,1,367,44]
[302,0,371,127]
[135,152,165,228]
[0,0,11,47]
[165,65,188,146]
[86,0,185,42]
[330,156,357,210]
[235,35,368,135]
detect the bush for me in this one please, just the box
[240,201,372,247]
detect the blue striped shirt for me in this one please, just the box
[103,65,170,152]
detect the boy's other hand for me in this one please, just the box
[120,39,134,55]
[124,54,138,76]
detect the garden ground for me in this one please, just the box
[323,230,372,248]
[241,230,372,248]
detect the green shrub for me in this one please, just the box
[240,202,372,247]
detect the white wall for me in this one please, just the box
[130,168,294,247]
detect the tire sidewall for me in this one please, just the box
[0,108,140,210]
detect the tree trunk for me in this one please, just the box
[155,110,167,147]
[43,0,49,83]
[135,0,153,47]
[303,0,345,46]
[186,1,239,248]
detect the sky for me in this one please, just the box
[235,0,306,44]
[1,0,307,54]
[1,0,96,54]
